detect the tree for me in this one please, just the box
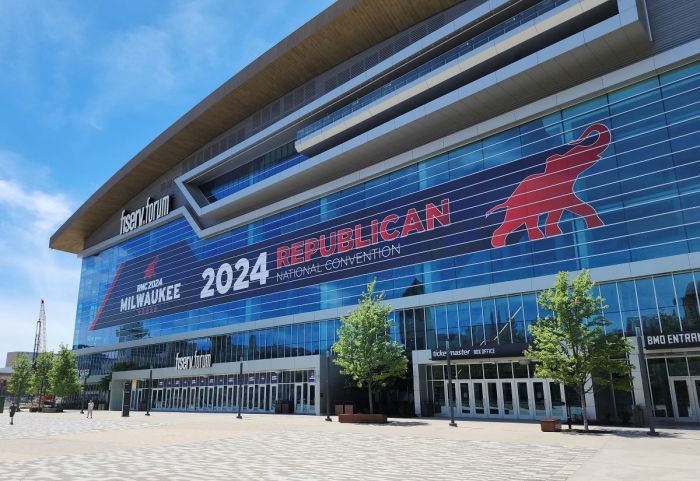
[333,281,408,414]
[8,354,32,405]
[51,344,82,407]
[525,270,632,430]
[31,352,55,404]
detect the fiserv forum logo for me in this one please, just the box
[485,123,611,247]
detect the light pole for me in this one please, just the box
[325,350,333,422]
[635,327,658,436]
[145,367,153,416]
[445,340,457,427]
[79,369,90,414]
[236,360,243,420]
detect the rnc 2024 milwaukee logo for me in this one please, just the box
[485,123,611,247]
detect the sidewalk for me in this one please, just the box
[1,411,698,480]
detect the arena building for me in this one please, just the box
[52,0,700,423]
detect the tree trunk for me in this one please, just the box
[368,381,373,415]
[580,384,589,431]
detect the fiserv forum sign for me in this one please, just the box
[120,195,171,235]
[89,124,611,331]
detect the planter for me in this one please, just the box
[540,418,561,432]
[334,403,354,415]
[41,407,60,413]
[338,413,388,424]
[420,401,435,417]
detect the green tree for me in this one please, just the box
[333,281,408,414]
[525,271,632,430]
[31,352,55,404]
[8,354,32,405]
[51,344,82,407]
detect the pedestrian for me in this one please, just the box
[87,399,94,419]
[9,402,17,425]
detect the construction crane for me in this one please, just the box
[32,299,47,368]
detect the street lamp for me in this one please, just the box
[145,366,153,416]
[236,359,243,420]
[325,350,333,422]
[79,369,90,414]
[445,340,457,428]
[635,327,658,436]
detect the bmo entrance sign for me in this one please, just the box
[645,331,700,350]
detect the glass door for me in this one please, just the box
[500,381,515,417]
[270,385,277,412]
[443,380,457,416]
[294,383,308,413]
[532,381,548,418]
[486,382,499,416]
[516,381,531,418]
[258,385,266,412]
[473,382,486,416]
[187,387,194,410]
[198,386,205,411]
[670,377,700,422]
[457,382,471,416]
[308,384,315,414]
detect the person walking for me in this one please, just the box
[9,402,17,425]
[87,399,94,419]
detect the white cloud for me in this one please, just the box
[0,152,80,364]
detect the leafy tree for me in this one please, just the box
[31,352,55,403]
[51,344,82,407]
[525,271,632,430]
[333,281,407,414]
[8,354,32,405]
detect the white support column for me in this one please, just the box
[628,339,646,410]
[412,350,432,416]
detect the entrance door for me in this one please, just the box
[270,385,277,412]
[247,385,255,411]
[457,382,471,416]
[217,386,224,411]
[486,382,499,416]
[532,381,548,418]
[670,376,700,422]
[295,383,308,413]
[473,382,486,416]
[500,381,516,417]
[516,381,531,418]
[258,385,266,412]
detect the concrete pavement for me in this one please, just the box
[0,411,698,480]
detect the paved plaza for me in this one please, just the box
[0,411,698,481]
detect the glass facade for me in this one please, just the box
[296,0,573,140]
[200,141,306,202]
[78,270,700,386]
[75,61,700,349]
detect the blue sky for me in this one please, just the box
[0,0,331,364]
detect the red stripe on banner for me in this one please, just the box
[88,263,125,331]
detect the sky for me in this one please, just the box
[0,0,331,365]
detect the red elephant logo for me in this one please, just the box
[485,123,611,248]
